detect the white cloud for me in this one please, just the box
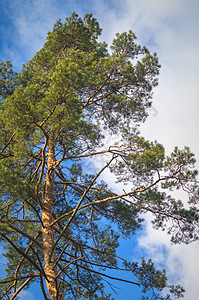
[3,0,57,51]
[90,1,199,299]
[90,0,199,155]
[138,216,199,299]
[1,0,198,298]
[95,0,199,154]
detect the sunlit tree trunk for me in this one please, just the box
[41,138,64,300]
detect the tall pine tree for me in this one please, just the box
[0,12,199,299]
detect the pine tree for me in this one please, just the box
[0,12,198,299]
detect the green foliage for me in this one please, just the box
[0,11,198,300]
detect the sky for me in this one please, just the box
[0,0,199,299]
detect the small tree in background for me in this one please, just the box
[0,12,198,300]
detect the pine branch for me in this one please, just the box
[0,220,42,249]
[1,233,43,275]
[10,277,36,300]
[49,156,115,262]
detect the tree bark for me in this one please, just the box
[41,139,64,300]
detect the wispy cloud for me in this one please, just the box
[90,1,199,298]
[0,0,198,298]
[0,0,79,65]
[138,216,199,299]
[1,0,58,61]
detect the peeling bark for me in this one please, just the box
[41,139,64,300]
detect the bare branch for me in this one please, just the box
[81,65,116,109]
[1,233,43,274]
[35,138,48,208]
[39,88,65,127]
[0,220,42,249]
[10,277,36,300]
[14,232,41,292]
[0,132,15,159]
[49,156,115,262]
[55,257,84,279]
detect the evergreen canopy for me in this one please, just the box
[0,12,199,300]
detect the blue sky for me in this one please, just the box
[0,0,199,299]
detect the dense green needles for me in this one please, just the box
[0,12,198,300]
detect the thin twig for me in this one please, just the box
[49,156,115,262]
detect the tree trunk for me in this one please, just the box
[41,139,64,300]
